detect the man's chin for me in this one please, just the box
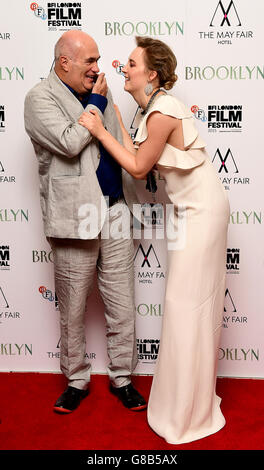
[81,84,93,93]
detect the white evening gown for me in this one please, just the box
[135,94,230,445]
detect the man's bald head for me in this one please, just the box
[54,30,97,62]
[54,30,101,94]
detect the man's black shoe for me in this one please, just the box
[53,386,89,413]
[110,383,147,411]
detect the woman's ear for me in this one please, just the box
[149,70,158,82]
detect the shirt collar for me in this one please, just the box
[61,80,91,101]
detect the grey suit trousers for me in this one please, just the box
[49,202,138,390]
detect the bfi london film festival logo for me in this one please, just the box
[226,248,240,274]
[137,338,160,363]
[191,104,242,133]
[112,59,125,78]
[134,243,165,285]
[132,203,165,232]
[207,105,242,132]
[131,203,166,233]
[30,2,82,31]
[0,286,21,325]
[212,148,250,190]
[0,106,5,132]
[198,0,253,45]
[0,161,16,184]
[223,288,247,329]
[0,245,10,270]
[39,285,59,310]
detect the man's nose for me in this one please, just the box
[92,62,100,73]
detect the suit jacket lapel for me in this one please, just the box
[48,69,84,120]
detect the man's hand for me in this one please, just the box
[92,72,108,97]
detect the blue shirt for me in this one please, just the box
[64,83,123,198]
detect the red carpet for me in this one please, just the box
[0,373,263,452]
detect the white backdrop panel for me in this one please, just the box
[0,0,263,378]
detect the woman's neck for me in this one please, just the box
[131,87,161,111]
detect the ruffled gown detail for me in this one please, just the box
[135,95,230,445]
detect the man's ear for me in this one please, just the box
[60,55,70,72]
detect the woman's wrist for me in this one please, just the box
[99,126,109,143]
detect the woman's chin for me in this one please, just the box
[124,82,132,94]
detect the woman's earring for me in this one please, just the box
[144,82,153,96]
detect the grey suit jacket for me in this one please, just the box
[24,69,138,239]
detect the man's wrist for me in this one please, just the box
[88,93,108,114]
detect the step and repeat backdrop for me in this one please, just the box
[1,1,263,378]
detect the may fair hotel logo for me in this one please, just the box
[198,0,253,45]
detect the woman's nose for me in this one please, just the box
[122,63,128,74]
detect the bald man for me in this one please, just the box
[24,30,146,413]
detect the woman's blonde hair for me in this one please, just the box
[135,36,178,90]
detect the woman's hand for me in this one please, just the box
[114,104,124,127]
[78,109,105,139]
